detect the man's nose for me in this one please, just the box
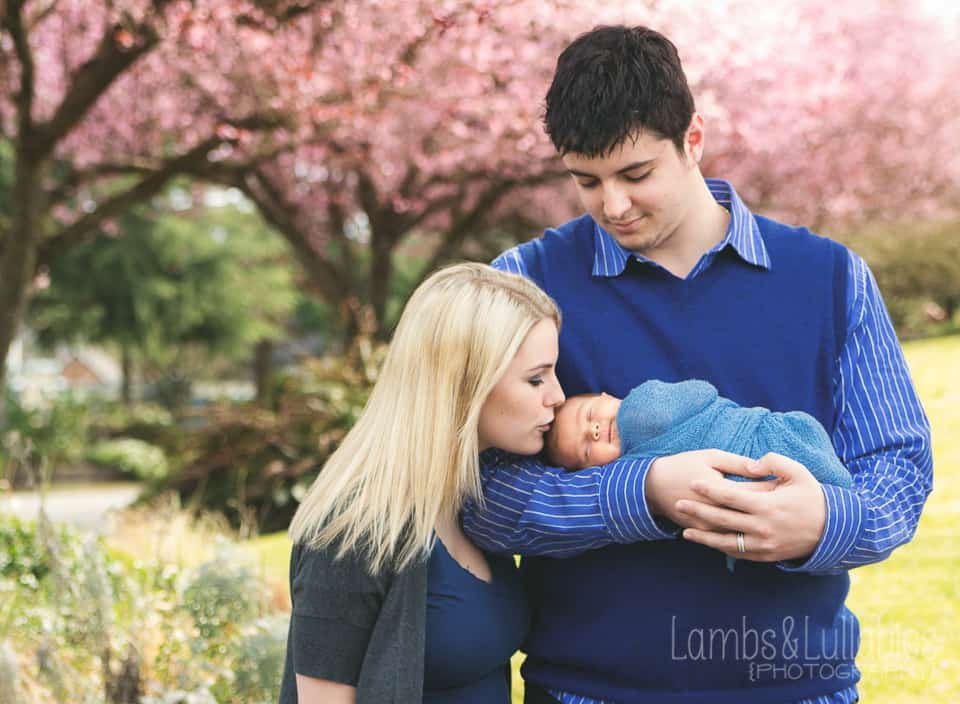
[602,183,630,220]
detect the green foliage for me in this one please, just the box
[1,390,90,482]
[0,516,78,589]
[181,553,261,642]
[846,220,960,337]
[163,338,384,532]
[86,438,170,482]
[28,193,298,402]
[1,511,289,704]
[0,139,12,234]
[212,615,288,704]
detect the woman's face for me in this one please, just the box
[478,318,565,455]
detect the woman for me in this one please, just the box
[279,262,565,703]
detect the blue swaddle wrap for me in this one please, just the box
[616,379,853,571]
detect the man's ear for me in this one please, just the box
[684,113,706,165]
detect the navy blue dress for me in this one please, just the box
[423,539,529,703]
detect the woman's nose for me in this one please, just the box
[547,379,565,407]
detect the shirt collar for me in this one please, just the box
[590,178,771,277]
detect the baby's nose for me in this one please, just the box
[591,422,601,440]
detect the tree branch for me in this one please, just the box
[47,162,155,206]
[326,195,356,283]
[26,0,64,29]
[37,136,225,266]
[3,0,36,143]
[29,14,165,157]
[413,169,566,290]
[238,167,352,308]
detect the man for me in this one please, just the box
[462,25,932,704]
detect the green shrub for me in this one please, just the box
[1,390,90,483]
[845,219,960,338]
[86,438,170,481]
[212,615,288,704]
[163,337,385,531]
[0,516,82,590]
[181,552,262,643]
[2,512,289,704]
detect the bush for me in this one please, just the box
[1,510,289,704]
[162,336,385,532]
[86,438,170,482]
[181,552,262,642]
[212,615,288,704]
[846,219,960,337]
[1,390,90,485]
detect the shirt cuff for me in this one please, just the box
[778,484,864,574]
[598,457,679,543]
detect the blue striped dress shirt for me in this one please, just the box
[463,179,933,704]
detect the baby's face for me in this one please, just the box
[545,392,623,469]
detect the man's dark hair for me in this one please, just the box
[544,25,695,157]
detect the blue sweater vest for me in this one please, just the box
[517,214,857,703]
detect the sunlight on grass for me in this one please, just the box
[845,334,960,702]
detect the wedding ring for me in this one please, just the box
[736,531,746,554]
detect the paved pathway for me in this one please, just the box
[1,483,142,532]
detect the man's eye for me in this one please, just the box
[576,179,598,189]
[624,171,651,182]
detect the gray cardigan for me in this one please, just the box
[278,540,427,703]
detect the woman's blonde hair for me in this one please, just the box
[288,262,560,573]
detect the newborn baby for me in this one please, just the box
[544,379,853,571]
[545,380,851,486]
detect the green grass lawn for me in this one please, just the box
[249,333,960,702]
[843,334,960,702]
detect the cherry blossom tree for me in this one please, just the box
[2,0,958,399]
[0,0,569,394]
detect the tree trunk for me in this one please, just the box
[254,338,274,406]
[120,343,133,405]
[0,151,45,417]
[368,234,395,340]
[943,297,957,322]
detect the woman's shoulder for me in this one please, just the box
[290,536,427,595]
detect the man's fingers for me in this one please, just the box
[682,528,745,558]
[676,499,755,533]
[703,449,757,477]
[689,478,765,513]
[736,478,778,492]
[753,452,810,481]
[682,528,775,562]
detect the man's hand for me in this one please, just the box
[646,449,769,530]
[677,452,827,563]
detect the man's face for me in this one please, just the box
[561,124,701,257]
[546,392,623,469]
